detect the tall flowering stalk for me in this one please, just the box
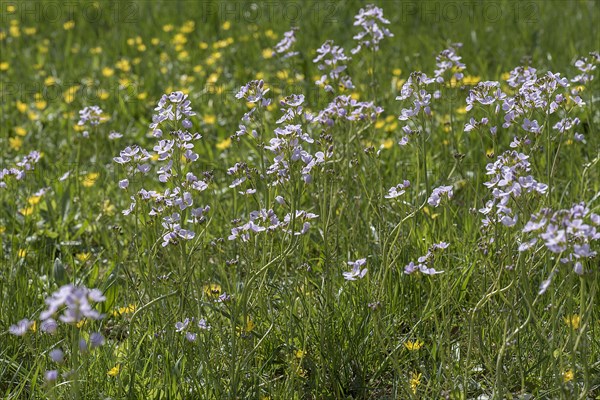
[114,91,210,249]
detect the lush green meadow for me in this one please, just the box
[1,0,599,398]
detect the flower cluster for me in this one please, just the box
[276,94,308,125]
[479,150,548,228]
[149,91,196,137]
[519,202,599,277]
[351,4,393,54]
[175,317,210,342]
[273,27,299,59]
[78,105,106,137]
[464,81,506,135]
[228,208,318,242]
[395,71,439,145]
[235,79,271,107]
[312,95,383,127]
[385,180,410,199]
[40,284,106,324]
[114,91,210,248]
[404,242,449,275]
[427,185,453,207]
[571,51,599,85]
[434,43,466,83]
[313,40,354,93]
[0,150,41,188]
[9,285,107,383]
[265,123,325,185]
[343,258,368,281]
[501,70,583,132]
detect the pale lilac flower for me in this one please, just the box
[428,185,453,207]
[343,258,368,281]
[40,285,106,324]
[235,80,271,106]
[351,4,393,54]
[49,348,64,363]
[385,180,410,199]
[434,43,466,83]
[90,332,105,348]
[78,105,104,127]
[9,318,34,336]
[273,27,299,59]
[404,242,449,275]
[45,370,59,382]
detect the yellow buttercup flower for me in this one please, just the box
[563,369,574,383]
[108,364,120,376]
[0,62,8,71]
[463,75,481,86]
[20,206,35,216]
[102,67,114,77]
[216,138,232,151]
[16,101,27,113]
[15,126,27,136]
[98,89,109,100]
[9,137,23,151]
[82,172,100,187]
[115,59,131,72]
[63,20,75,30]
[262,48,273,59]
[162,24,174,32]
[63,85,80,104]
[27,195,41,205]
[381,139,394,149]
[410,372,422,394]
[392,68,402,77]
[404,339,424,351]
[203,115,216,125]
[17,249,27,258]
[204,283,222,298]
[564,314,580,330]
[75,252,92,263]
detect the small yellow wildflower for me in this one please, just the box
[115,59,131,72]
[409,372,422,394]
[564,314,580,330]
[203,115,216,125]
[563,369,574,383]
[27,195,41,205]
[63,20,75,30]
[381,139,394,149]
[0,62,8,71]
[456,106,467,115]
[75,252,92,263]
[102,67,114,77]
[162,24,174,32]
[82,172,100,187]
[63,85,80,104]
[216,137,232,151]
[404,339,424,351]
[262,48,274,59]
[222,21,231,30]
[463,75,481,86]
[9,137,23,151]
[20,206,35,216]
[392,68,402,77]
[16,101,27,113]
[17,249,27,258]
[204,283,222,298]
[107,364,120,376]
[15,126,27,136]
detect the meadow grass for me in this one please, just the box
[1,1,599,399]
